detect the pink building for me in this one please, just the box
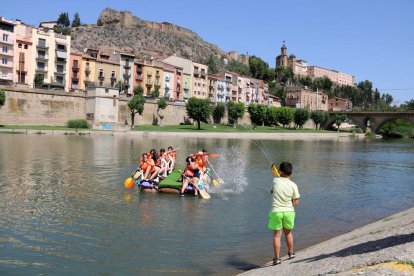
[14,20,34,86]
[0,17,15,85]
[69,51,83,91]
[285,87,328,111]
[307,66,355,86]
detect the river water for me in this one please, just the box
[0,133,413,275]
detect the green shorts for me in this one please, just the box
[268,211,295,231]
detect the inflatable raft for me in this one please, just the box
[135,169,195,194]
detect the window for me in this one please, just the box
[57,44,66,51]
[56,64,64,73]
[38,50,46,58]
[2,46,7,53]
[73,60,78,68]
[18,43,22,48]
[2,57,7,65]
[24,44,28,49]
[56,76,64,84]
[38,38,46,47]
[3,34,8,42]
[37,62,45,69]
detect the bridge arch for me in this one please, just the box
[328,111,414,133]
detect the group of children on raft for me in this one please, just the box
[137,147,212,197]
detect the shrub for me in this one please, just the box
[0,90,5,106]
[67,119,90,129]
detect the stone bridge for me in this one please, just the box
[328,111,414,133]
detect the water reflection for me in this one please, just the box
[0,134,413,274]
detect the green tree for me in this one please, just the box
[379,119,414,138]
[294,108,310,129]
[275,66,294,85]
[128,94,145,128]
[34,74,44,88]
[266,106,278,126]
[72,12,81,27]
[153,87,160,98]
[0,90,5,107]
[225,60,251,77]
[57,12,70,28]
[186,97,212,130]
[204,54,221,74]
[299,76,313,88]
[247,103,267,128]
[335,114,347,132]
[212,103,226,124]
[276,106,294,128]
[310,111,328,130]
[226,101,246,126]
[312,76,333,93]
[400,99,414,111]
[156,98,167,126]
[133,85,144,96]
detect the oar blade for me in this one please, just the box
[199,189,211,199]
[213,179,219,186]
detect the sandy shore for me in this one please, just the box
[0,128,367,140]
[240,207,414,276]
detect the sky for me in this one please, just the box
[2,0,414,104]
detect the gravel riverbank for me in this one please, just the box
[241,207,414,276]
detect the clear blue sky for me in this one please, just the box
[2,0,414,104]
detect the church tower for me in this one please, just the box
[275,41,288,68]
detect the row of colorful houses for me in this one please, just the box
[1,16,352,112]
[0,17,282,108]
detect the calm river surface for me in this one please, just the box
[0,133,413,275]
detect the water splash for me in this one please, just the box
[208,146,248,195]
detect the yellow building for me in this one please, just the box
[143,58,163,97]
[192,61,208,99]
[81,49,120,90]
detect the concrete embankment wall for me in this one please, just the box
[0,86,192,127]
[0,86,316,129]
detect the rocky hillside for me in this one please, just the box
[70,8,227,62]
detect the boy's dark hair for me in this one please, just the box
[279,162,293,176]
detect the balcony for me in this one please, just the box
[136,66,143,73]
[72,65,79,72]
[36,54,48,60]
[56,57,67,64]
[98,74,105,80]
[1,38,14,45]
[84,81,96,88]
[200,71,206,78]
[136,75,143,81]
[71,84,79,90]
[147,72,152,77]
[0,73,13,81]
[124,62,131,69]
[154,80,161,87]
[72,74,79,80]
[110,75,117,80]
[146,80,152,87]
[55,69,66,75]
[0,62,13,69]
[193,69,199,77]
[1,49,14,56]
[85,66,91,73]
[155,71,160,77]
[123,73,131,79]
[35,67,47,72]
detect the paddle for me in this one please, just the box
[178,169,211,199]
[208,163,225,184]
[204,170,220,186]
[271,163,280,177]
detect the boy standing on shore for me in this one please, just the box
[268,162,300,265]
